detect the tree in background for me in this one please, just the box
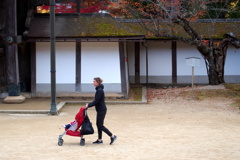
[203,0,240,18]
[111,0,240,85]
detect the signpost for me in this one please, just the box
[186,57,201,100]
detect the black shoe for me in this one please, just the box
[110,135,117,145]
[80,138,85,146]
[93,140,103,144]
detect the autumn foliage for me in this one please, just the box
[36,0,111,14]
[109,0,228,20]
[80,0,110,13]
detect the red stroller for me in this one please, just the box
[58,107,86,146]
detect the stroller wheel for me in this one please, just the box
[58,138,64,146]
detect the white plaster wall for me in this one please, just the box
[140,41,172,76]
[36,42,76,83]
[81,42,121,83]
[225,46,240,75]
[127,40,240,84]
[177,42,207,76]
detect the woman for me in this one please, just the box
[85,77,117,145]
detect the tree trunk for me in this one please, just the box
[204,34,240,85]
[205,48,225,85]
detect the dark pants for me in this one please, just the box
[96,110,112,139]
[65,124,71,129]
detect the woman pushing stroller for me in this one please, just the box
[85,77,117,145]
[59,77,117,146]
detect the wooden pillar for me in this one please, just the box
[119,42,127,96]
[75,41,81,92]
[135,42,140,84]
[4,0,20,96]
[172,41,177,84]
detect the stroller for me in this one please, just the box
[58,107,86,146]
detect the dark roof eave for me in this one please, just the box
[145,37,225,40]
[27,35,145,42]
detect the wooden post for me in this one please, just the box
[4,0,20,96]
[119,42,127,96]
[76,0,80,13]
[75,41,81,92]
[172,41,177,84]
[135,42,140,84]
[191,66,194,100]
[30,42,36,95]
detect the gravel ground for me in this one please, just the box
[0,86,240,160]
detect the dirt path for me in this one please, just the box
[0,87,240,160]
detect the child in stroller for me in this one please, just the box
[62,120,77,130]
[58,107,86,146]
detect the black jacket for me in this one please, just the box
[88,84,107,112]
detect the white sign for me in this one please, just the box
[186,57,201,67]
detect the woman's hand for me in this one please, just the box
[85,103,88,109]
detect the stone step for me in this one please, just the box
[3,95,26,103]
